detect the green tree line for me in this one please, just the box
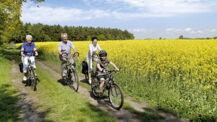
[0,0,44,45]
[10,23,134,43]
[0,0,134,44]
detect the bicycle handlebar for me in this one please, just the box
[107,70,119,74]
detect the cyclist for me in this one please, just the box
[86,37,102,84]
[96,50,119,96]
[21,35,38,81]
[58,33,78,79]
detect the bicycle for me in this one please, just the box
[26,59,38,91]
[62,53,79,92]
[91,70,124,110]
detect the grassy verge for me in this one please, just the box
[1,44,116,122]
[37,51,217,121]
[30,64,116,121]
[0,45,21,121]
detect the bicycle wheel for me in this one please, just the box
[69,70,79,92]
[91,80,100,98]
[108,82,124,110]
[31,68,37,91]
[26,68,32,86]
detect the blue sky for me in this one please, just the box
[21,0,217,39]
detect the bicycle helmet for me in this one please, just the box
[98,50,107,56]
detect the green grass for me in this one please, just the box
[38,53,92,90]
[0,53,21,122]
[123,102,163,122]
[27,64,116,122]
[37,51,217,121]
[0,44,116,122]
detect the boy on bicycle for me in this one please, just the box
[96,50,119,95]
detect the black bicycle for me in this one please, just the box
[63,53,79,92]
[91,70,124,110]
[26,59,38,91]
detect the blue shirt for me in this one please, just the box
[22,42,36,56]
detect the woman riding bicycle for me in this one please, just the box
[96,50,119,96]
[86,37,102,84]
[21,35,38,81]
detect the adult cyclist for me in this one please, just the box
[58,33,78,79]
[21,35,38,81]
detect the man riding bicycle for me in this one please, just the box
[21,35,38,81]
[58,33,78,79]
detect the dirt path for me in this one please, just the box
[11,60,48,122]
[37,61,143,122]
[38,61,188,122]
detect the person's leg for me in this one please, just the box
[22,56,28,81]
[99,78,105,93]
[60,56,67,79]
[87,56,93,84]
[68,55,75,69]
[30,56,37,76]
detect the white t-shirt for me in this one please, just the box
[87,43,101,58]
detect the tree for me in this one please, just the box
[179,35,184,39]
[0,0,44,45]
[98,34,106,40]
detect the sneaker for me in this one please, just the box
[88,79,92,84]
[23,76,27,81]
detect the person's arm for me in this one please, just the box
[110,61,119,71]
[97,44,102,51]
[89,44,93,57]
[21,44,25,57]
[33,43,38,56]
[73,47,77,53]
[97,63,105,72]
[70,42,78,58]
[58,42,63,55]
[34,48,38,56]
[21,48,25,57]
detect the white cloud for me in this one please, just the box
[129,28,148,33]
[21,5,111,23]
[21,3,172,24]
[165,27,217,36]
[21,0,217,24]
[129,27,217,39]
[103,0,217,14]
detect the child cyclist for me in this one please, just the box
[96,50,119,96]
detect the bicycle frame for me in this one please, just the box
[98,71,116,93]
[65,63,75,79]
[27,59,34,79]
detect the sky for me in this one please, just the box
[21,0,217,39]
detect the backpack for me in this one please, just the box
[19,63,23,73]
[82,61,88,75]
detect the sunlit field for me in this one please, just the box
[17,39,217,120]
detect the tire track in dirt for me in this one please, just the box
[11,60,49,122]
[38,60,188,122]
[37,61,144,122]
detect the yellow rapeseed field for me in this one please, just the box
[17,39,217,119]
[17,39,217,90]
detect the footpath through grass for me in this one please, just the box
[37,48,217,121]
[0,46,21,121]
[0,44,116,122]
[32,64,115,122]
